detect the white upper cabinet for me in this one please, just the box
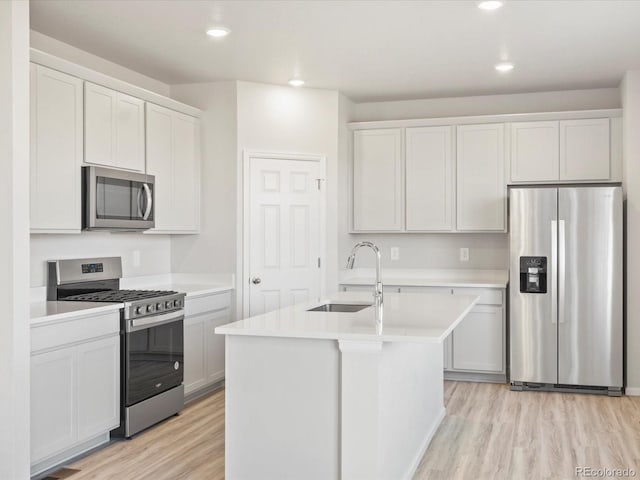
[30,64,83,233]
[405,126,454,231]
[85,82,145,172]
[510,121,559,182]
[146,103,200,233]
[560,118,610,181]
[353,129,403,231]
[510,118,611,183]
[456,123,505,232]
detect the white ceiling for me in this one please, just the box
[29,0,640,102]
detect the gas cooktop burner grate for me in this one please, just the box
[63,289,178,303]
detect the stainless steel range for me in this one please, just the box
[48,257,185,437]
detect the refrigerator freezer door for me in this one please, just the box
[558,187,623,387]
[510,188,558,384]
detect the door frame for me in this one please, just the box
[240,150,327,319]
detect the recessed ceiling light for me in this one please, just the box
[206,27,230,38]
[495,62,514,73]
[477,1,504,10]
[288,78,305,87]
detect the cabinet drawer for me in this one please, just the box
[31,311,119,353]
[453,288,503,305]
[185,291,232,316]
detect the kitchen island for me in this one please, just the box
[216,291,478,480]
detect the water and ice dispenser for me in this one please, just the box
[519,256,547,294]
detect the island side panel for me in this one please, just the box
[225,335,340,480]
[379,341,445,480]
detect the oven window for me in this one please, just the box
[96,176,154,221]
[125,319,183,406]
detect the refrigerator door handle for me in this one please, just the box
[551,220,558,325]
[558,219,566,324]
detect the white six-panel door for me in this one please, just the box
[248,157,322,317]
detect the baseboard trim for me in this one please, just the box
[185,379,225,404]
[625,387,640,396]
[403,407,446,480]
[444,371,506,384]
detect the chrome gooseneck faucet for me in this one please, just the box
[346,241,383,327]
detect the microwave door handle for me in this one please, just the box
[136,186,144,218]
[142,183,152,220]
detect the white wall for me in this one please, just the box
[236,81,340,309]
[30,233,172,287]
[622,71,640,392]
[30,30,170,96]
[170,81,238,275]
[352,87,621,122]
[0,1,31,478]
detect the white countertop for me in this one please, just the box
[340,268,508,289]
[216,291,479,343]
[120,273,234,298]
[30,301,123,324]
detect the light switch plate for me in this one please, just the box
[459,248,469,262]
[390,247,400,261]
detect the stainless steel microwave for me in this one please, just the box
[82,166,155,231]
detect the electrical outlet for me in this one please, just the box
[390,247,400,261]
[459,247,469,262]
[132,250,141,267]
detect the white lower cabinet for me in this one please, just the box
[31,347,77,462]
[184,291,233,398]
[30,311,120,475]
[76,337,120,439]
[451,305,503,372]
[342,283,506,381]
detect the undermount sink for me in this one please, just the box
[307,303,372,313]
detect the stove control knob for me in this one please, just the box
[156,302,162,310]
[135,306,143,315]
[174,299,181,308]
[165,301,172,309]
[146,304,153,313]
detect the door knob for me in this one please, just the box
[251,277,262,285]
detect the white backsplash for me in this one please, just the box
[30,232,172,287]
[338,233,509,271]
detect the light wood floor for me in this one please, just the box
[66,382,640,479]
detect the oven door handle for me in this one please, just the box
[127,310,184,333]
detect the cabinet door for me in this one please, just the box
[30,64,83,233]
[443,333,453,370]
[85,82,117,168]
[146,104,200,233]
[146,103,173,230]
[184,314,207,395]
[115,92,145,172]
[207,308,232,384]
[76,336,120,440]
[171,112,200,231]
[510,121,559,182]
[85,82,144,171]
[560,118,610,181]
[31,347,76,463]
[451,305,504,372]
[353,129,403,231]
[405,126,453,231]
[456,124,505,231]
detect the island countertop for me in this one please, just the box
[216,291,479,343]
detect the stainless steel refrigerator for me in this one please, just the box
[509,186,623,395]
